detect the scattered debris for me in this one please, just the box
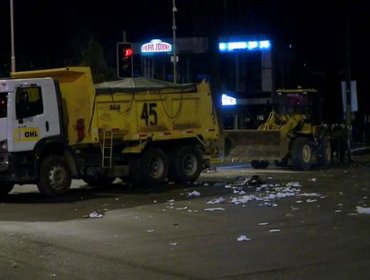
[187,191,201,197]
[206,197,225,204]
[88,211,103,218]
[204,207,225,211]
[203,167,217,173]
[237,235,251,242]
[356,206,370,215]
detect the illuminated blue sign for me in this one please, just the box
[219,40,271,52]
[221,94,237,106]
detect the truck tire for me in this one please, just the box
[0,183,14,197]
[38,155,72,196]
[136,148,168,185]
[251,160,269,169]
[317,138,332,166]
[291,137,313,171]
[82,176,115,186]
[169,146,203,182]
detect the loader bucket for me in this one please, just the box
[218,129,288,163]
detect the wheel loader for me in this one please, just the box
[221,87,333,170]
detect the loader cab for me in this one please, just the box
[274,88,322,125]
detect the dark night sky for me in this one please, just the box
[0,1,367,66]
[0,0,369,112]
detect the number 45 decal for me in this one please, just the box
[141,103,158,126]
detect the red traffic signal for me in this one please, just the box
[117,42,133,78]
[123,47,133,58]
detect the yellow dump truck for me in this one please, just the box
[0,67,220,196]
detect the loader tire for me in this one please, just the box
[291,137,313,171]
[0,183,14,197]
[169,146,203,183]
[38,155,72,196]
[251,160,269,169]
[134,148,168,185]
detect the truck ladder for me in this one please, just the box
[101,129,113,168]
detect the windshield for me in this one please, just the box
[0,92,7,118]
[276,93,311,115]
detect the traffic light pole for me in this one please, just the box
[10,0,16,72]
[172,0,177,84]
[345,14,352,162]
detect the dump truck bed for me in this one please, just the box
[93,79,219,146]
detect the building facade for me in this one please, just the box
[131,34,294,129]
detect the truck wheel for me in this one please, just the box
[0,183,14,197]
[169,146,203,182]
[317,138,332,166]
[140,148,168,185]
[82,176,115,186]
[38,155,72,196]
[291,137,313,171]
[251,160,269,169]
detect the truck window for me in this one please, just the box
[0,93,7,118]
[16,86,43,119]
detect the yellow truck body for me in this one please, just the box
[11,67,220,151]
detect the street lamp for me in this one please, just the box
[172,0,177,84]
[10,0,16,72]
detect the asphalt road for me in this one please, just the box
[1,154,370,279]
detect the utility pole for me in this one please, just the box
[345,14,352,161]
[10,0,16,72]
[172,0,177,84]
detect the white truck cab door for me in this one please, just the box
[7,78,61,152]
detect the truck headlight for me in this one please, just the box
[0,140,8,152]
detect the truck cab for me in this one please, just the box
[0,78,65,194]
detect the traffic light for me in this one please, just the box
[116,42,133,78]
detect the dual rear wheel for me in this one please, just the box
[129,146,203,185]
